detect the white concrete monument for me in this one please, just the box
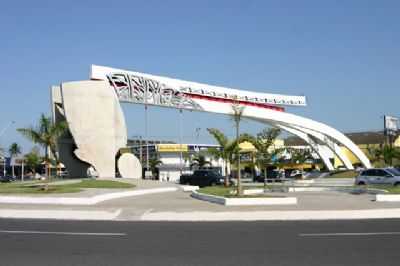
[51,65,371,179]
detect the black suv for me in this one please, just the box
[180,170,226,187]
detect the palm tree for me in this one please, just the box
[0,147,5,176]
[207,129,240,187]
[149,158,163,178]
[17,114,67,183]
[190,153,212,169]
[240,128,282,181]
[9,143,22,178]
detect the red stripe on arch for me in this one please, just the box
[184,93,285,112]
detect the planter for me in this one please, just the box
[243,189,264,195]
[191,191,297,206]
[288,187,331,192]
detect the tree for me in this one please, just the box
[149,158,162,177]
[207,129,240,187]
[367,145,400,167]
[287,148,312,165]
[240,128,282,181]
[24,147,42,174]
[0,147,5,176]
[17,114,67,183]
[9,142,22,178]
[190,153,211,169]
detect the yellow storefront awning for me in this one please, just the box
[157,144,188,152]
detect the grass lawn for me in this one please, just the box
[0,182,81,194]
[0,179,135,194]
[198,186,283,198]
[327,170,358,178]
[64,179,135,189]
[368,185,400,194]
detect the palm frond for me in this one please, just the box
[17,128,43,145]
[39,114,51,134]
[49,120,68,138]
[207,147,222,160]
[8,143,22,156]
[207,128,228,147]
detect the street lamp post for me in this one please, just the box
[145,105,149,172]
[179,109,183,174]
[144,85,150,178]
[139,135,143,165]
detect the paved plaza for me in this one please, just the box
[0,180,400,221]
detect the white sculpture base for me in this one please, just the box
[118,153,142,179]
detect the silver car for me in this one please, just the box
[355,168,400,186]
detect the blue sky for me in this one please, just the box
[0,0,399,154]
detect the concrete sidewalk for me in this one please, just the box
[1,187,400,221]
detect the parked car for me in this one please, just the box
[254,170,285,183]
[355,168,400,186]
[0,175,16,183]
[289,169,303,179]
[180,170,227,187]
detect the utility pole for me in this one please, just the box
[139,135,143,165]
[144,84,150,178]
[1,150,5,177]
[195,127,201,141]
[145,105,149,172]
[21,158,24,182]
[232,102,244,196]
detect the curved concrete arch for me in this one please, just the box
[272,124,335,171]
[191,99,371,169]
[247,117,336,170]
[288,125,354,169]
[272,122,355,170]
[91,65,371,171]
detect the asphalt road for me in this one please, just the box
[1,219,400,266]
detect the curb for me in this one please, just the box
[180,185,199,192]
[0,209,122,220]
[141,208,400,221]
[191,191,297,206]
[375,194,400,202]
[0,187,178,205]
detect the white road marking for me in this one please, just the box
[299,232,400,237]
[0,230,126,236]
